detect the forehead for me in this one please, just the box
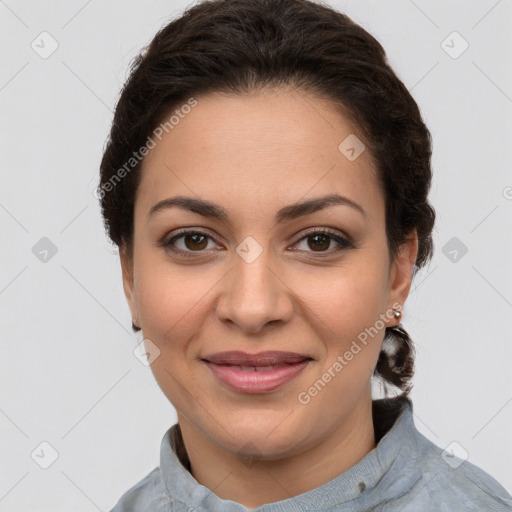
[135,87,383,225]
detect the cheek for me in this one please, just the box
[293,259,389,335]
[290,260,389,390]
[133,258,215,408]
[134,256,217,346]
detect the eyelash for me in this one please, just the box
[160,228,354,258]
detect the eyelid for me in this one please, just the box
[294,227,353,246]
[161,228,221,256]
[161,226,354,257]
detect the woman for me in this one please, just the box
[98,0,512,510]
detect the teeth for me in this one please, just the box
[255,365,276,371]
[238,365,281,371]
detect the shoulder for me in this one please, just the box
[108,467,173,512]
[373,397,512,511]
[404,428,512,511]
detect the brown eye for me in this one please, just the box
[183,233,209,251]
[163,230,218,256]
[307,233,331,251]
[293,229,353,255]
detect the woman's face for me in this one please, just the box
[121,87,417,460]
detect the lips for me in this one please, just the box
[202,350,311,366]
[201,351,313,393]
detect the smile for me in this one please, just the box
[202,359,312,393]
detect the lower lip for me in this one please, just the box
[203,360,311,393]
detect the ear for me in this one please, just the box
[386,229,419,324]
[119,245,139,327]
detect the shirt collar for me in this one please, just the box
[159,397,420,511]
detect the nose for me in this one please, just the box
[214,246,294,334]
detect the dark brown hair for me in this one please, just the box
[98,0,436,399]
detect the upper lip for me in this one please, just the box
[202,350,312,366]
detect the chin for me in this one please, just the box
[210,415,314,461]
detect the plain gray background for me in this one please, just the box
[1,0,511,510]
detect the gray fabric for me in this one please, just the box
[110,399,512,511]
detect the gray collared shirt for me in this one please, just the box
[109,399,512,511]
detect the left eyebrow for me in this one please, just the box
[147,193,367,226]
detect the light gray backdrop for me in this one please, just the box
[1,0,511,510]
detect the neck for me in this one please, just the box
[177,393,377,509]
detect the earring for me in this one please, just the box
[392,308,402,319]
